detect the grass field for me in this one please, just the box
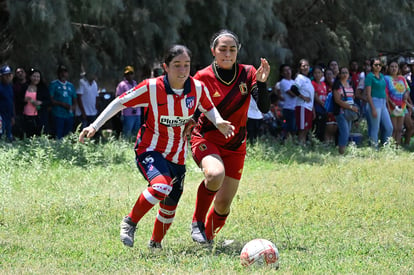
[0,134,413,274]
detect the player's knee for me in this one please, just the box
[150,175,173,198]
[203,166,225,185]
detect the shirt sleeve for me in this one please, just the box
[115,82,124,97]
[91,97,125,130]
[403,77,410,92]
[197,84,214,113]
[118,80,150,108]
[77,80,85,95]
[365,73,372,87]
[279,79,290,93]
[295,76,306,95]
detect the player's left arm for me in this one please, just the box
[252,58,271,113]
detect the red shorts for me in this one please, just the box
[295,106,313,130]
[191,136,246,180]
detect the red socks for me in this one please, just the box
[151,203,177,243]
[192,180,217,223]
[128,175,172,224]
[205,207,228,240]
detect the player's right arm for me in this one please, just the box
[203,107,235,139]
[79,97,125,143]
[196,82,234,139]
[79,81,149,143]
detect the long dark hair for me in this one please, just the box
[28,68,47,89]
[22,68,50,107]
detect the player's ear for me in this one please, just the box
[163,63,168,73]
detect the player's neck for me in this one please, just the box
[214,62,237,85]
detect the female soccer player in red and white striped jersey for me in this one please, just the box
[189,30,270,244]
[79,45,234,249]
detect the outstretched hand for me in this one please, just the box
[256,58,270,83]
[216,120,235,139]
[79,126,97,143]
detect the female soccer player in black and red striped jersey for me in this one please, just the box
[79,45,234,249]
[189,30,271,244]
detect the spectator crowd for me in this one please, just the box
[1,57,414,154]
[0,64,161,141]
[248,57,414,153]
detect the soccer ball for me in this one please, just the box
[240,238,279,268]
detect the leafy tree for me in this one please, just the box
[0,0,12,64]
[66,0,125,84]
[115,0,191,80]
[182,0,288,84]
[7,0,73,81]
[4,0,414,89]
[373,0,414,62]
[275,0,414,69]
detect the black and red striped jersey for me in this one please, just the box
[193,64,257,151]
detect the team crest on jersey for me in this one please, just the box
[186,97,195,109]
[239,82,248,95]
[199,143,207,151]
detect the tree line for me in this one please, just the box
[1,0,414,88]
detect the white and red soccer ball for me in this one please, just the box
[240,238,279,269]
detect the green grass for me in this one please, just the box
[0,134,413,274]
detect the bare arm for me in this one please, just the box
[77,94,86,118]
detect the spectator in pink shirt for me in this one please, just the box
[116,66,141,140]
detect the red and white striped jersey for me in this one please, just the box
[118,75,214,165]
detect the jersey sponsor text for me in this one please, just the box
[160,115,192,127]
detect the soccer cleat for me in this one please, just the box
[148,240,163,250]
[120,216,137,247]
[191,221,208,244]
